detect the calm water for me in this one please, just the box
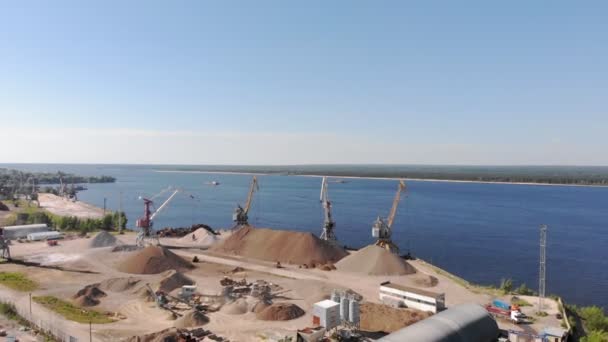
[3,164,607,309]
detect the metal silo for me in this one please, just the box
[349,297,360,325]
[340,295,350,322]
[331,290,340,304]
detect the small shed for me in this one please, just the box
[2,224,49,239]
[312,299,340,330]
[378,303,499,342]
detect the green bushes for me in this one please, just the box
[499,278,513,294]
[11,210,127,234]
[568,305,608,341]
[32,296,114,324]
[0,272,38,291]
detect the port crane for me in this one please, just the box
[372,180,406,254]
[319,176,337,243]
[232,176,259,228]
[136,188,180,247]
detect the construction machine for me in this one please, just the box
[319,176,337,243]
[232,176,259,227]
[372,180,406,254]
[136,188,180,247]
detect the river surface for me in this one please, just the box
[3,164,607,309]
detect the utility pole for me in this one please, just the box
[103,197,107,214]
[538,224,547,313]
[118,192,123,234]
[29,292,32,319]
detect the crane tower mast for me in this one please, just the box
[233,176,259,227]
[319,177,337,242]
[372,180,406,254]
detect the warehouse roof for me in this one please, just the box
[380,281,443,298]
[378,303,499,342]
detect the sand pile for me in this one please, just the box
[116,246,194,274]
[99,277,141,292]
[73,284,107,307]
[220,298,249,315]
[90,231,119,248]
[336,245,416,275]
[256,303,305,321]
[158,270,194,293]
[212,226,347,265]
[125,328,182,342]
[360,302,430,333]
[174,310,209,328]
[178,228,218,246]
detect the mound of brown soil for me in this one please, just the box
[116,246,194,274]
[74,284,107,299]
[158,270,194,293]
[413,275,439,287]
[360,302,430,333]
[255,303,305,321]
[174,310,209,328]
[220,298,249,315]
[125,327,183,342]
[212,226,347,265]
[73,284,106,307]
[99,277,141,292]
[336,245,416,276]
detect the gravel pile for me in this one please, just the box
[90,231,119,248]
[116,246,194,274]
[212,226,347,265]
[336,244,416,275]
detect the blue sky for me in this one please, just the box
[1,1,606,164]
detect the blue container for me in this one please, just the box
[493,299,510,310]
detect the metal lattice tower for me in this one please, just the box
[538,224,547,312]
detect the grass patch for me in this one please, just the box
[0,302,19,319]
[0,272,38,291]
[33,296,114,324]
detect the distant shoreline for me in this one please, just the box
[154,170,606,188]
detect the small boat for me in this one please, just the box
[206,181,220,186]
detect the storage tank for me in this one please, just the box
[349,298,360,325]
[340,295,350,321]
[330,291,340,304]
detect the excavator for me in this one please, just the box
[136,188,180,247]
[319,176,337,243]
[232,176,259,228]
[372,180,406,254]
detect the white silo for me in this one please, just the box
[331,290,340,304]
[340,295,350,322]
[349,297,360,325]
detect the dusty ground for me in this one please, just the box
[0,233,565,341]
[0,314,40,342]
[38,193,105,218]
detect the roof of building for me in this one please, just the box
[3,224,48,230]
[377,303,499,342]
[314,299,340,308]
[543,326,567,337]
[380,281,443,298]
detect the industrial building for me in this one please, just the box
[377,303,500,342]
[1,224,49,239]
[312,299,340,330]
[27,231,63,241]
[379,281,446,313]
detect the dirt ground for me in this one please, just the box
[0,233,565,341]
[38,193,105,218]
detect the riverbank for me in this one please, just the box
[38,193,105,219]
[154,169,607,188]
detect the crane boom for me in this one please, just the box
[150,189,180,221]
[319,176,337,242]
[243,176,259,214]
[387,180,406,228]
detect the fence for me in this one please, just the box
[0,291,84,342]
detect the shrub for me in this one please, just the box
[514,283,535,295]
[500,278,513,294]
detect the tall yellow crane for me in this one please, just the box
[372,180,406,254]
[233,176,259,227]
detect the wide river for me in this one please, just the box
[4,164,607,309]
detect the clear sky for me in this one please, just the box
[1,1,606,165]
